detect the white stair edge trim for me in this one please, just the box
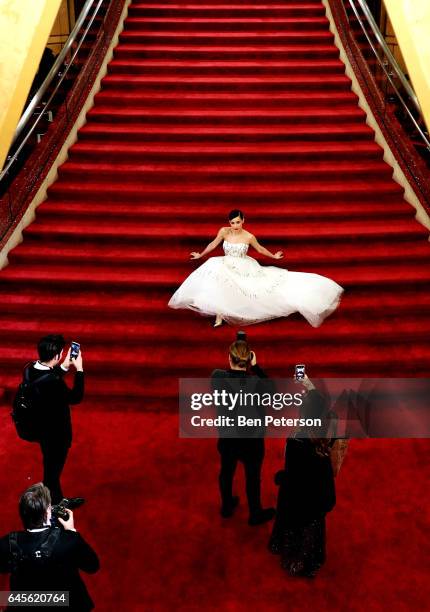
[0,0,132,270]
[322,0,430,235]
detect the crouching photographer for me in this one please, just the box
[0,483,99,611]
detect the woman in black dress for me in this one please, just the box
[269,377,336,578]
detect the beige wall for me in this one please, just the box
[49,0,75,54]
[0,0,64,171]
[384,0,430,130]
[381,8,407,73]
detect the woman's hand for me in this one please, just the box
[190,252,202,260]
[300,374,315,391]
[274,251,284,259]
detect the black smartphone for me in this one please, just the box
[294,364,305,381]
[70,341,80,360]
[237,331,247,341]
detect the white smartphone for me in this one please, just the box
[71,341,80,360]
[294,364,305,381]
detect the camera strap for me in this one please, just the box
[8,532,20,573]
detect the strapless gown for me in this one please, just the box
[168,241,343,327]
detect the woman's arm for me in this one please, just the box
[190,228,226,260]
[249,235,283,260]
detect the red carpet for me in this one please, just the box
[1,1,429,609]
[0,409,429,611]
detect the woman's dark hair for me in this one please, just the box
[300,390,334,457]
[228,209,244,221]
[229,340,252,368]
[19,483,51,529]
[37,334,65,362]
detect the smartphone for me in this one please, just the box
[237,331,247,341]
[70,341,80,360]
[294,364,305,381]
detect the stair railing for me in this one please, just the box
[0,0,126,246]
[346,0,430,154]
[330,0,430,212]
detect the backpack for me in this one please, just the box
[11,364,54,442]
[8,528,62,573]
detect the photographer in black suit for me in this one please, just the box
[28,334,85,504]
[0,483,99,611]
[211,337,275,525]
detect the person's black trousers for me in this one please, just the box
[217,438,264,516]
[39,439,70,504]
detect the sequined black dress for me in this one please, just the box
[270,436,336,577]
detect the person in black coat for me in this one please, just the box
[269,376,336,577]
[0,483,99,611]
[211,339,275,526]
[26,334,85,504]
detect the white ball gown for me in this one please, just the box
[168,240,343,327]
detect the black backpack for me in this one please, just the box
[11,364,54,442]
[8,528,62,573]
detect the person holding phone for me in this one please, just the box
[269,373,337,578]
[24,334,85,505]
[211,337,276,525]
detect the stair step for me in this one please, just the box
[93,90,357,109]
[87,106,364,125]
[23,217,424,244]
[130,0,327,4]
[2,261,430,290]
[0,287,429,320]
[113,43,340,60]
[118,30,335,46]
[0,314,429,346]
[107,58,346,76]
[47,179,403,204]
[0,341,429,382]
[127,4,327,18]
[101,74,351,92]
[77,123,373,144]
[57,160,390,182]
[69,141,384,163]
[124,17,330,32]
[9,237,429,269]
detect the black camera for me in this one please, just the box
[51,501,69,522]
[51,497,84,524]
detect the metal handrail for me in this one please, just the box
[347,0,430,151]
[0,0,104,181]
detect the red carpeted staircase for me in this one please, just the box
[1,0,429,408]
[1,3,430,610]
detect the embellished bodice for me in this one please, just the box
[223,241,249,258]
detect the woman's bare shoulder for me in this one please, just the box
[218,227,229,237]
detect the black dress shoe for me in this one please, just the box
[220,496,239,518]
[61,497,86,510]
[248,507,276,526]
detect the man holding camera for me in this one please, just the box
[28,334,85,505]
[211,335,275,526]
[0,483,99,611]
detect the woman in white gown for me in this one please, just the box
[168,210,343,328]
